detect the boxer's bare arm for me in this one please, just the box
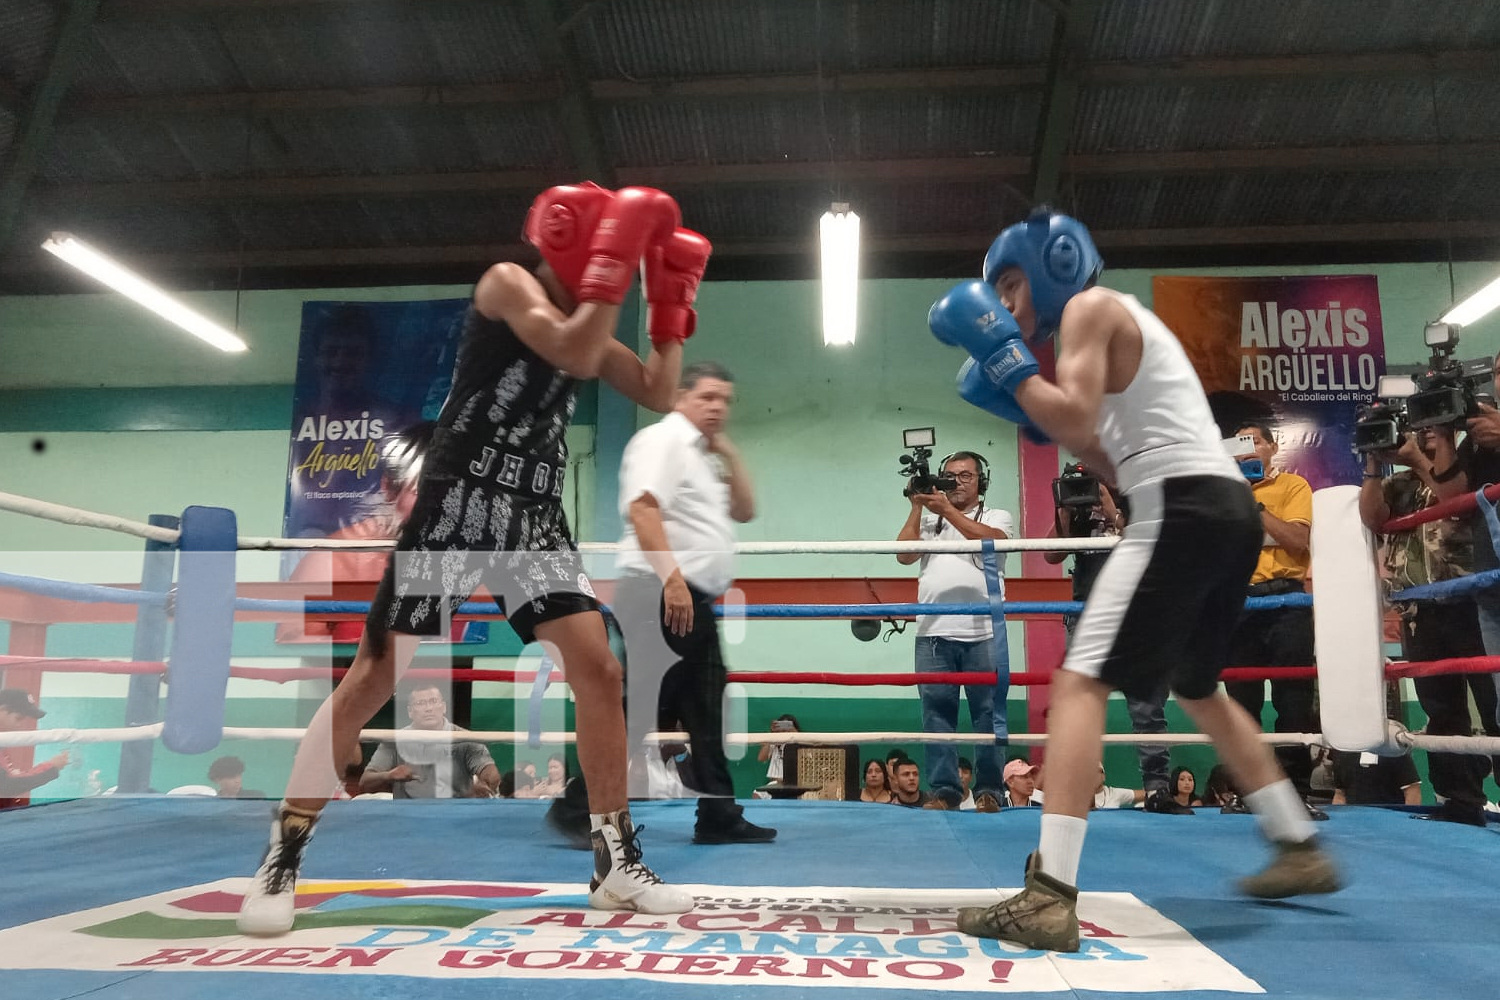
[474,263,621,378]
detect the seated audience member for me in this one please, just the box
[885,748,909,791]
[758,714,800,785]
[208,756,267,799]
[1035,763,1145,809]
[956,756,977,810]
[890,758,932,808]
[1331,750,1422,806]
[1308,746,1337,806]
[1002,758,1040,807]
[531,753,568,798]
[0,689,68,808]
[1170,766,1202,809]
[359,684,500,799]
[860,758,894,803]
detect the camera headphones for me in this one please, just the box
[940,451,990,495]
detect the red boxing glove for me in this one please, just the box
[644,227,713,347]
[576,187,680,305]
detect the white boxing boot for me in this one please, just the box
[237,804,318,935]
[588,811,693,914]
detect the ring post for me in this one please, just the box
[1310,485,1388,751]
[117,513,178,792]
[162,506,237,755]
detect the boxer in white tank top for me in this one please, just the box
[925,210,1341,953]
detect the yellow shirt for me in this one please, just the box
[1249,469,1311,583]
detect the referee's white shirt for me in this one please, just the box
[616,411,736,596]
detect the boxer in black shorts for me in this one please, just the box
[239,183,713,934]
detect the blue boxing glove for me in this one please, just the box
[929,280,1039,396]
[957,358,1053,444]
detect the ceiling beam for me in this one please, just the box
[8,221,1500,278]
[58,48,1500,122]
[1029,0,1103,205]
[34,143,1500,208]
[521,0,611,183]
[0,0,103,252]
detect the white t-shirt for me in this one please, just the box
[1034,786,1140,809]
[616,411,736,595]
[916,503,1015,640]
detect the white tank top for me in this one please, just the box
[1095,291,1240,493]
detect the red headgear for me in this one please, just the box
[523,182,615,299]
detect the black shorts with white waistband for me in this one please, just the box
[1062,474,1262,701]
[366,476,599,647]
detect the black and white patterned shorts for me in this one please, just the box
[367,477,599,646]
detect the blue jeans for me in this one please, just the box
[1066,614,1168,792]
[916,634,1009,801]
[1477,599,1500,733]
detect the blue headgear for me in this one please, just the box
[982,210,1103,343]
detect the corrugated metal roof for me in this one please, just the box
[0,0,57,92]
[1092,0,1500,60]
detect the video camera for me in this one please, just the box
[1353,323,1495,454]
[1053,462,1101,509]
[898,427,957,497]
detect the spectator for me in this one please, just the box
[358,684,500,799]
[1002,758,1040,807]
[208,756,267,799]
[1308,747,1337,806]
[532,753,568,798]
[885,748,909,790]
[895,450,1013,811]
[1360,424,1493,826]
[1170,767,1202,809]
[955,756,978,811]
[757,714,800,785]
[1455,376,1500,768]
[0,689,68,808]
[1046,475,1170,796]
[860,758,894,803]
[1331,750,1422,806]
[1035,763,1145,810]
[889,758,932,808]
[1225,423,1319,805]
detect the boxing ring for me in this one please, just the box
[2,488,1499,999]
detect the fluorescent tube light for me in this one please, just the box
[819,204,860,346]
[41,232,248,353]
[1440,272,1500,328]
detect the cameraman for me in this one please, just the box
[896,451,1014,811]
[1225,423,1319,805]
[1362,423,1495,826]
[1462,351,1500,747]
[1043,471,1172,801]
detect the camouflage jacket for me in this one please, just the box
[1381,470,1473,608]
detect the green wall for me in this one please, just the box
[5,260,1500,802]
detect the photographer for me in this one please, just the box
[895,451,1014,811]
[1360,424,1495,826]
[1224,423,1319,807]
[1043,469,1172,801]
[1462,349,1500,745]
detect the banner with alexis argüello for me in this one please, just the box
[281,299,467,579]
[1151,275,1388,490]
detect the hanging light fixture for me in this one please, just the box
[1440,272,1500,328]
[41,232,248,353]
[820,203,860,346]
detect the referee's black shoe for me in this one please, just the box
[693,818,778,844]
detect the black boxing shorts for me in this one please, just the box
[1060,474,1262,701]
[367,476,599,647]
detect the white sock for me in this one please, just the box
[1037,814,1088,886]
[1244,779,1316,844]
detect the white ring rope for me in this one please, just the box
[0,489,1115,555]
